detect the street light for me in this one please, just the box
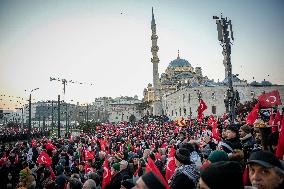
[26,87,39,141]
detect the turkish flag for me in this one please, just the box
[276,113,284,159]
[32,139,37,147]
[37,151,52,166]
[197,99,207,116]
[246,103,259,125]
[165,147,176,181]
[207,115,216,126]
[212,121,220,141]
[102,159,111,189]
[46,142,56,151]
[146,157,170,189]
[258,90,282,108]
[85,165,94,174]
[85,150,94,160]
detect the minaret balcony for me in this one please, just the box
[151,35,158,40]
[151,46,159,52]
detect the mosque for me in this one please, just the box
[143,8,284,118]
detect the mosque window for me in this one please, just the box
[250,91,255,99]
[212,106,216,114]
[211,92,215,100]
[188,94,191,103]
[179,108,182,116]
[183,94,185,102]
[184,108,187,115]
[172,110,174,116]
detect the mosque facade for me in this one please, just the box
[143,8,284,118]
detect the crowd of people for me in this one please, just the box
[0,114,284,189]
[0,127,50,143]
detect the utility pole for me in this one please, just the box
[213,14,236,124]
[57,95,61,138]
[65,103,68,132]
[86,104,89,122]
[27,87,39,141]
[51,101,54,132]
[29,94,31,140]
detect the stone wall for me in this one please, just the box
[162,85,284,120]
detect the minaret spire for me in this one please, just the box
[151,7,155,25]
[151,7,162,116]
[177,50,180,59]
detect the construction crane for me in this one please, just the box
[50,77,94,95]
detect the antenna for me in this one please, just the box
[229,20,234,41]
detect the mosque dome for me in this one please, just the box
[168,51,191,68]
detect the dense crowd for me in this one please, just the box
[0,114,284,189]
[0,127,50,143]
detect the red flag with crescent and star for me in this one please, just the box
[258,90,282,108]
[246,103,259,126]
[37,151,52,166]
[276,113,284,159]
[102,158,111,189]
[197,99,207,118]
[165,147,176,181]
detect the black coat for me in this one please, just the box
[105,172,122,189]
[169,171,195,189]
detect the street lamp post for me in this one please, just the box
[213,14,235,123]
[57,95,61,138]
[27,88,39,141]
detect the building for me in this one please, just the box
[144,8,284,119]
[108,96,142,123]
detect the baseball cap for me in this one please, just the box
[247,150,284,170]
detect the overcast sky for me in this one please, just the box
[1,0,284,109]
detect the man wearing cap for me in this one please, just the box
[133,171,166,189]
[247,150,284,189]
[168,148,199,189]
[119,160,130,178]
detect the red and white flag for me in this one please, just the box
[246,103,259,125]
[165,147,176,181]
[37,151,52,166]
[102,159,111,189]
[85,150,94,160]
[46,142,56,151]
[85,164,94,174]
[258,90,282,108]
[276,113,284,159]
[197,99,207,116]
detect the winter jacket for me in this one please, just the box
[169,164,199,189]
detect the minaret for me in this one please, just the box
[151,7,162,115]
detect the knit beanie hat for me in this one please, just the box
[201,161,244,189]
[174,148,191,164]
[240,125,252,134]
[141,171,166,189]
[208,150,229,163]
[112,163,120,171]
